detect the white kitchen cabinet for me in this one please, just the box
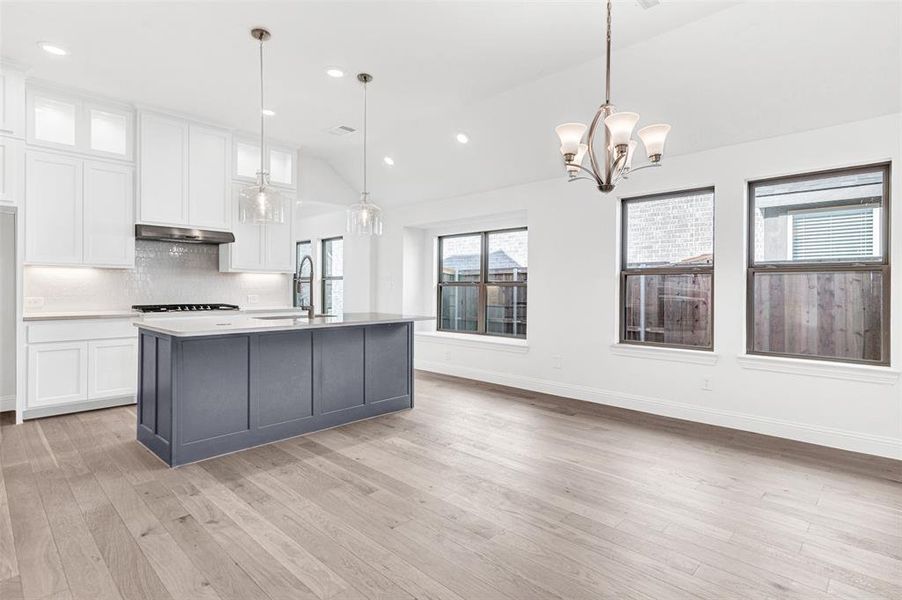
[138,111,230,230]
[264,208,294,271]
[0,135,23,205]
[88,338,138,399]
[84,160,135,266]
[232,138,296,188]
[26,88,133,160]
[25,151,84,264]
[138,111,187,225]
[0,65,25,138]
[25,151,134,267]
[25,318,137,418]
[27,341,89,408]
[188,124,230,229]
[220,185,294,273]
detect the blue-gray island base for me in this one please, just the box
[136,314,415,466]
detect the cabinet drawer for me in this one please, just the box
[27,318,136,343]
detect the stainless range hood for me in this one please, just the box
[134,224,235,245]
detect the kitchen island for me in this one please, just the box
[135,313,419,466]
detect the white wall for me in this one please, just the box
[294,210,374,314]
[0,212,15,407]
[369,114,902,459]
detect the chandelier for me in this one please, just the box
[346,73,384,236]
[555,0,671,193]
[238,27,286,224]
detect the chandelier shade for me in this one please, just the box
[603,112,639,148]
[554,0,671,193]
[637,124,671,160]
[555,123,587,157]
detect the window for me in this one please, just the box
[437,228,527,338]
[293,240,312,308]
[321,237,343,315]
[621,188,714,349]
[748,164,889,365]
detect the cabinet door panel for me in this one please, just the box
[139,113,186,224]
[264,216,293,272]
[88,338,137,399]
[188,125,229,229]
[226,184,264,270]
[27,342,88,408]
[84,161,134,266]
[257,331,314,427]
[25,151,83,264]
[28,93,78,149]
[0,69,25,138]
[316,328,364,414]
[269,147,293,186]
[88,105,132,159]
[365,324,410,403]
[0,136,22,205]
[179,336,250,443]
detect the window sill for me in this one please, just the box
[415,331,529,354]
[609,343,719,365]
[736,354,899,385]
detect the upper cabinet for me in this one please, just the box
[233,138,296,188]
[0,136,24,206]
[219,183,294,273]
[0,65,26,139]
[138,111,230,230]
[26,87,133,161]
[25,150,134,268]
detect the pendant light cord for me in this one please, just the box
[259,37,265,178]
[605,0,612,105]
[362,79,368,200]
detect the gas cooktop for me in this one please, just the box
[132,303,240,314]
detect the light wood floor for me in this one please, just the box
[1,371,901,600]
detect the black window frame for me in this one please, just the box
[436,227,528,339]
[321,236,343,315]
[620,187,716,351]
[746,163,891,366]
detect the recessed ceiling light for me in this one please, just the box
[383,156,394,166]
[326,68,344,78]
[38,41,69,56]
[456,132,469,144]
[261,108,275,116]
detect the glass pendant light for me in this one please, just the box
[347,73,383,236]
[239,28,286,224]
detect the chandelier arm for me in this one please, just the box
[565,161,604,184]
[585,107,606,184]
[624,162,663,175]
[567,176,598,183]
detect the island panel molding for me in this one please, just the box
[136,317,415,466]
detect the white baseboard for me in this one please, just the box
[415,360,902,460]
[0,394,15,412]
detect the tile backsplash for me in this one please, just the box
[25,241,292,312]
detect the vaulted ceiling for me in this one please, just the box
[2,1,899,207]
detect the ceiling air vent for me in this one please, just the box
[328,125,357,136]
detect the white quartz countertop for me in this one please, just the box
[135,312,429,337]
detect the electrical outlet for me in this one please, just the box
[702,377,713,391]
[246,294,259,305]
[25,297,45,309]
[551,355,563,369]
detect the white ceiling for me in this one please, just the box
[2,1,900,207]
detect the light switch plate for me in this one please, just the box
[246,294,259,305]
